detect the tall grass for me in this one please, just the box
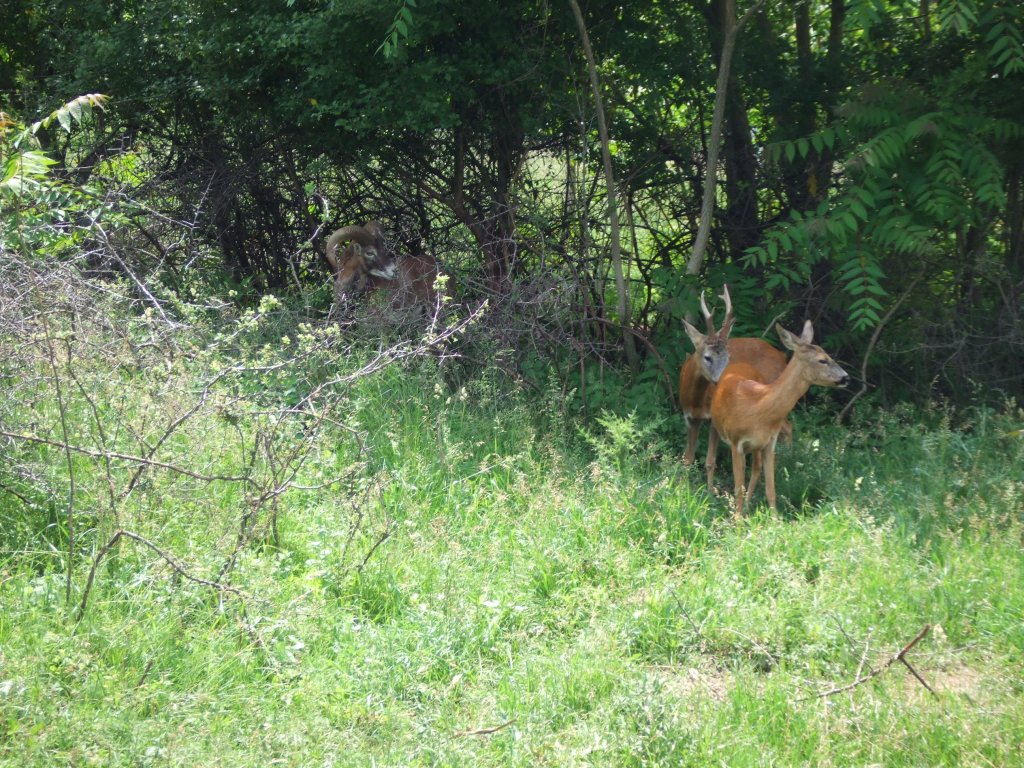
[1,289,1022,766]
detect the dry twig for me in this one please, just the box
[838,277,921,423]
[808,624,937,701]
[0,429,256,486]
[454,719,516,737]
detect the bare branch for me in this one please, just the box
[807,624,936,701]
[0,429,256,486]
[838,277,922,423]
[76,528,249,622]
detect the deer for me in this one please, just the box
[324,221,440,317]
[678,285,789,490]
[710,320,849,518]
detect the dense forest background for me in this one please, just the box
[3,0,1023,409]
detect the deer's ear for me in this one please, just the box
[776,323,798,351]
[799,319,814,344]
[682,320,706,348]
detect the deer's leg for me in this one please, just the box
[764,436,779,511]
[705,425,720,490]
[745,449,763,508]
[683,417,702,466]
[731,444,747,518]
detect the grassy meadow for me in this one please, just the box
[1,293,1023,767]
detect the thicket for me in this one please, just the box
[2,0,1022,412]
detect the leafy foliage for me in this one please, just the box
[1,95,109,257]
[745,1,1023,336]
[2,0,1022,401]
[378,0,418,58]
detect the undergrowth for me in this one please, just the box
[1,289,1022,767]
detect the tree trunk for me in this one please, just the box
[569,0,638,371]
[443,125,521,296]
[687,0,762,275]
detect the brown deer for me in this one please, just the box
[324,221,440,316]
[678,286,788,489]
[710,320,849,517]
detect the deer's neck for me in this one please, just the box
[693,370,714,399]
[753,358,811,422]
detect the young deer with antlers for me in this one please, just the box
[678,286,788,489]
[710,320,849,517]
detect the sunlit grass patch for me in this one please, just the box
[2,293,1023,766]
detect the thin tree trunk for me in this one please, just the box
[687,0,764,276]
[568,0,638,370]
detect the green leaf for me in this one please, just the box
[826,219,848,242]
[984,21,1007,42]
[989,34,1011,54]
[744,246,765,267]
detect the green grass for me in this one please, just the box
[1,306,1023,766]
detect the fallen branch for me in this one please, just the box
[898,652,937,697]
[454,719,516,737]
[357,525,393,572]
[808,624,937,700]
[853,628,874,684]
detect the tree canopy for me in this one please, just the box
[2,0,1022,405]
